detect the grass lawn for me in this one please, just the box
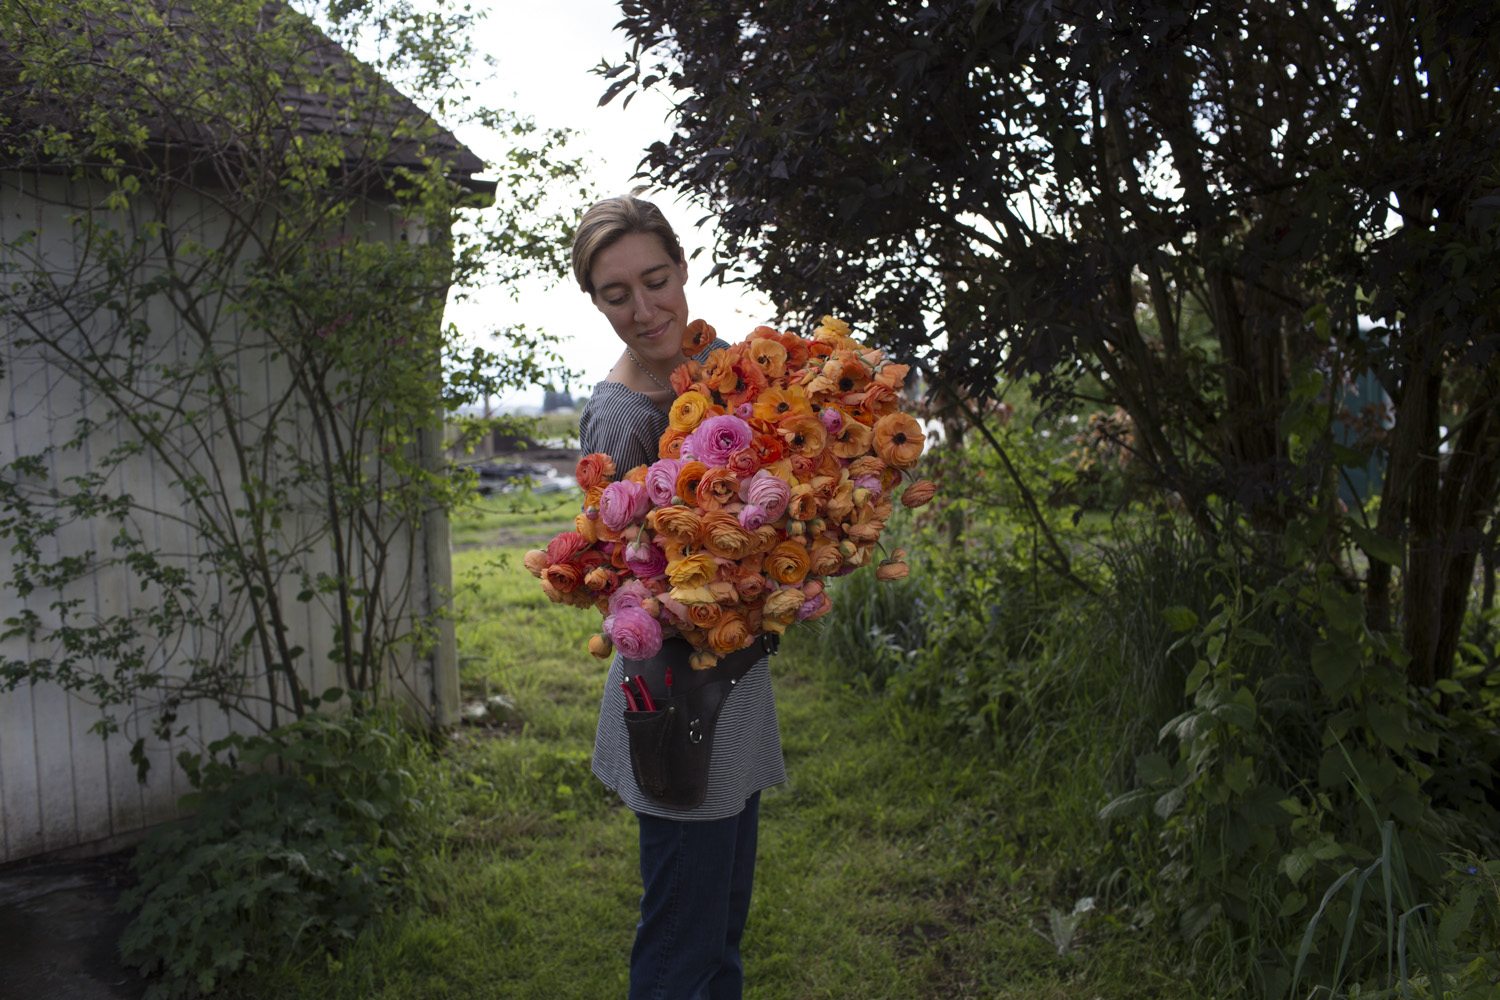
[240,499,1195,999]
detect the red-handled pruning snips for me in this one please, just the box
[620,674,657,713]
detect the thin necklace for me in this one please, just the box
[625,346,670,391]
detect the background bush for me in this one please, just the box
[119,711,439,999]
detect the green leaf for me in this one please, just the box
[1162,605,1198,632]
[1310,641,1358,696]
[1347,522,1403,566]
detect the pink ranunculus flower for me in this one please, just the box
[734,402,754,420]
[607,579,653,616]
[600,479,650,532]
[606,607,663,660]
[738,468,790,521]
[644,458,682,507]
[737,503,770,532]
[853,474,883,497]
[624,536,668,579]
[797,592,832,620]
[819,407,845,435]
[683,414,753,467]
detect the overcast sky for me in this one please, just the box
[445,0,773,410]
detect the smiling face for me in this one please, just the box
[589,231,691,367]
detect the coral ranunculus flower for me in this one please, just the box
[575,452,616,490]
[669,391,713,433]
[682,318,717,355]
[873,412,925,469]
[901,479,938,508]
[695,468,741,511]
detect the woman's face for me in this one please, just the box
[589,231,690,365]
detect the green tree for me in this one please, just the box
[604,0,1500,687]
[0,0,585,757]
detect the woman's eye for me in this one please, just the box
[605,296,628,306]
[647,280,667,290]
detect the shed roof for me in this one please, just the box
[0,1,493,194]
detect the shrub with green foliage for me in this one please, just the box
[119,712,439,1000]
[818,428,1500,997]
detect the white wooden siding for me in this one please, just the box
[0,169,457,863]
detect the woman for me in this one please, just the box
[571,195,786,1000]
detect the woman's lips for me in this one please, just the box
[639,320,672,341]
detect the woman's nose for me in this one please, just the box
[632,289,654,322]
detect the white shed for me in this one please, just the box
[0,2,490,863]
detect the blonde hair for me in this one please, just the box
[571,195,685,295]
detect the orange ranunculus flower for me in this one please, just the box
[877,559,910,581]
[901,479,938,508]
[667,552,719,589]
[687,601,722,629]
[574,511,598,543]
[787,483,820,522]
[523,549,548,577]
[705,350,743,397]
[766,539,812,585]
[584,484,606,510]
[764,457,796,485]
[780,415,828,458]
[669,359,702,395]
[700,511,757,560]
[808,539,843,576]
[674,461,709,503]
[544,563,582,594]
[789,453,818,483]
[658,426,687,460]
[682,318,717,355]
[624,464,649,485]
[763,586,805,622]
[708,581,740,606]
[669,391,713,433]
[745,337,788,379]
[689,648,720,671]
[659,536,690,563]
[648,506,702,543]
[696,467,740,511]
[814,350,872,398]
[829,416,873,460]
[575,452,616,490]
[815,449,844,478]
[752,385,812,424]
[708,613,752,655]
[874,362,909,390]
[825,480,856,522]
[848,455,887,480]
[749,433,785,466]
[873,412,925,469]
[858,381,899,417]
[771,330,811,369]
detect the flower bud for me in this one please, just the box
[588,633,613,658]
[900,479,937,508]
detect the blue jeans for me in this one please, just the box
[630,793,761,1000]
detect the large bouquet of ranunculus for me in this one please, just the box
[525,316,936,670]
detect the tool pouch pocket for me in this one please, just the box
[620,635,775,810]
